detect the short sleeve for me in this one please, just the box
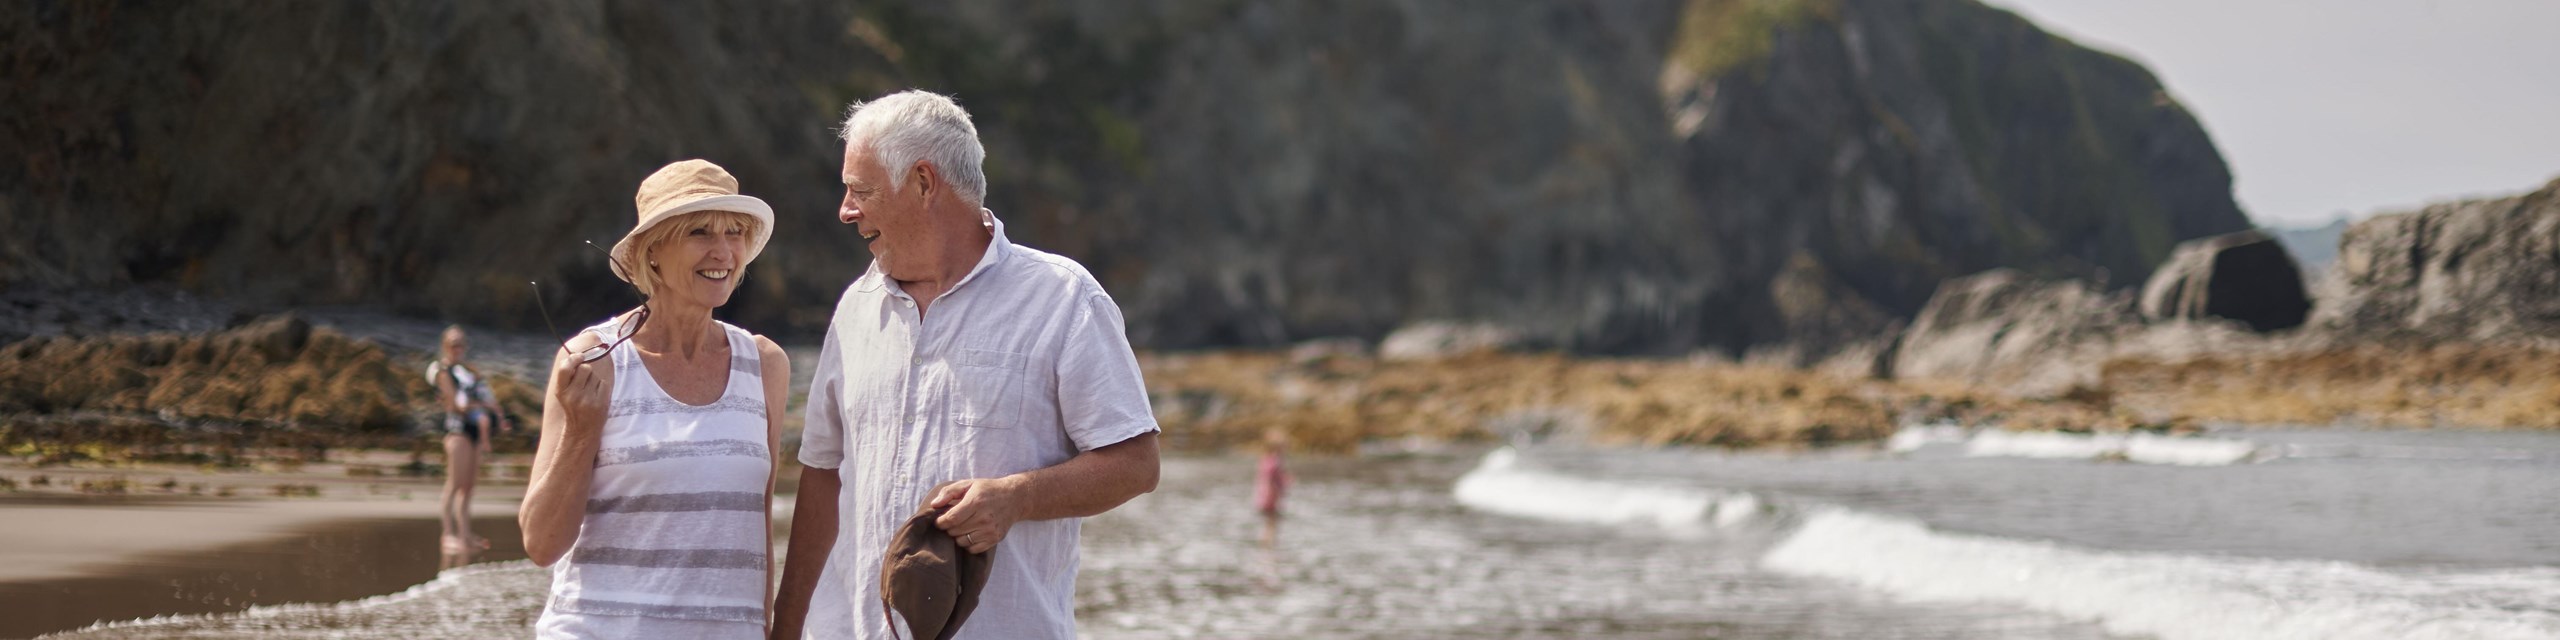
[798,321,847,469]
[1057,291,1160,451]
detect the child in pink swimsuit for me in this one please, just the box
[1253,428,1292,547]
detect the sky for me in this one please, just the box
[1980,0,2560,227]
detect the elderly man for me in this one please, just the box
[772,90,1161,639]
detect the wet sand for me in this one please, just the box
[0,478,797,638]
[0,495,517,585]
[0,459,530,638]
[1,507,523,639]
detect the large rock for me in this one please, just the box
[2137,230,2311,332]
[1891,269,2136,388]
[2315,176,2560,341]
[1,0,2252,353]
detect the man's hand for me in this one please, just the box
[930,477,1028,555]
[923,433,1160,556]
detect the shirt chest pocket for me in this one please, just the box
[951,348,1030,429]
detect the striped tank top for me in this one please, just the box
[535,318,770,639]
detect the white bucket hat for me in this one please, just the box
[610,159,776,294]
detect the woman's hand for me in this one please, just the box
[523,331,617,568]
[553,354,611,436]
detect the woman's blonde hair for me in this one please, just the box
[625,209,764,298]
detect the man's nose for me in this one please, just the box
[840,197,861,224]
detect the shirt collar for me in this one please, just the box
[854,207,1011,297]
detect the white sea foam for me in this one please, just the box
[1452,448,1766,532]
[1763,509,2560,640]
[2121,433,2259,466]
[1960,430,2258,466]
[1962,430,2121,460]
[1886,422,1969,453]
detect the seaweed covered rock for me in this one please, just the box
[0,313,473,431]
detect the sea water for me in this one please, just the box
[45,428,2560,639]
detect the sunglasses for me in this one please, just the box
[530,241,651,364]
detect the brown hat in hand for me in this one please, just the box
[881,501,993,640]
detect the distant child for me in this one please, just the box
[1254,428,1293,548]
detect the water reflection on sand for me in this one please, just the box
[9,515,521,639]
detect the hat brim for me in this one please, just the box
[608,194,777,286]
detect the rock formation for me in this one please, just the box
[1888,269,2135,387]
[2137,230,2311,332]
[2315,176,2560,342]
[1,0,2252,354]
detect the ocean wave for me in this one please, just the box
[1885,422,1971,453]
[1946,429,2261,466]
[1452,447,2560,640]
[1762,509,2560,640]
[1451,447,1767,532]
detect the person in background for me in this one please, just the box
[429,325,509,556]
[1255,427,1293,548]
[521,159,790,639]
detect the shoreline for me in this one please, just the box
[0,451,530,584]
[0,480,527,640]
[13,292,2560,461]
[0,492,522,585]
[0,453,806,638]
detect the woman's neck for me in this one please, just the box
[634,301,721,360]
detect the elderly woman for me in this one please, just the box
[522,159,790,639]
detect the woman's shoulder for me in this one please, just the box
[746,332,789,372]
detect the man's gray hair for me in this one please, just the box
[840,90,988,206]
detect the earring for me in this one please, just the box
[647,261,657,267]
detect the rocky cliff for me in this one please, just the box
[2,0,2250,353]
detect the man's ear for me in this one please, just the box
[912,161,938,200]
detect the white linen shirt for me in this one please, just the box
[797,216,1159,640]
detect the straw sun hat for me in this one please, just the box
[608,159,776,290]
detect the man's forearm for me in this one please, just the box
[771,466,841,639]
[1002,432,1161,521]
